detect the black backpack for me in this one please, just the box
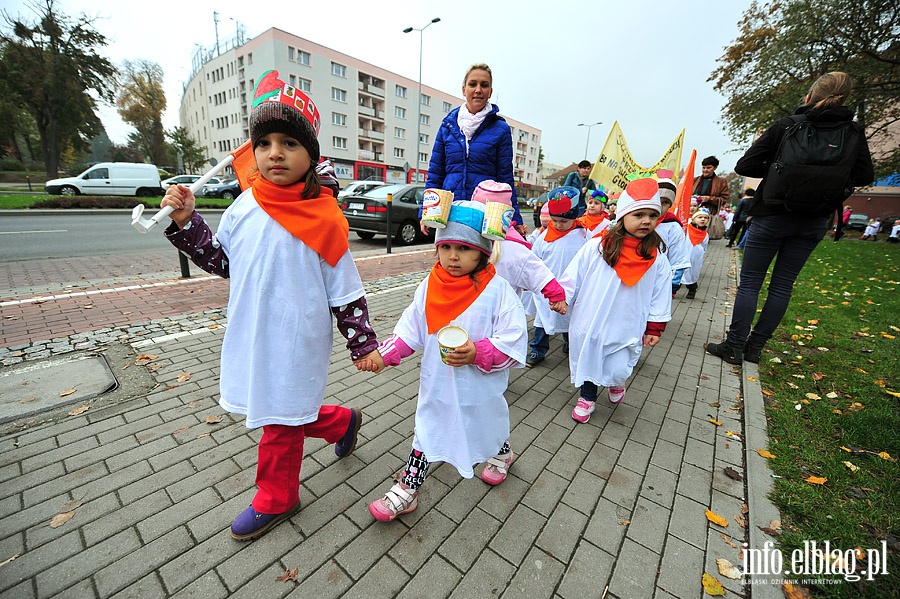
[762,114,861,214]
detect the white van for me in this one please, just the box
[45,163,162,197]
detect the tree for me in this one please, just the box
[117,59,169,165]
[167,127,207,174]
[709,0,900,178]
[0,0,117,177]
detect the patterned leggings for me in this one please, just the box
[401,440,511,489]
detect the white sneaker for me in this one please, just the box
[572,398,596,423]
[608,386,625,404]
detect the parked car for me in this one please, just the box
[202,178,241,199]
[531,191,550,228]
[339,183,432,245]
[161,174,201,189]
[845,213,869,231]
[337,180,388,199]
[45,162,162,197]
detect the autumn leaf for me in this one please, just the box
[67,405,89,416]
[757,449,776,459]
[716,558,741,579]
[276,568,299,582]
[812,372,825,381]
[59,499,83,512]
[826,392,838,399]
[881,332,896,339]
[205,414,223,424]
[49,512,75,528]
[746,375,757,382]
[783,581,813,598]
[877,451,895,461]
[176,372,192,383]
[701,572,726,596]
[59,389,77,397]
[134,354,158,365]
[806,475,828,485]
[196,432,211,439]
[805,393,821,400]
[721,533,738,548]
[769,357,782,363]
[724,466,743,481]
[709,418,722,426]
[885,389,900,398]
[706,509,729,527]
[0,553,20,567]
[761,389,774,396]
[758,525,782,537]
[617,520,631,525]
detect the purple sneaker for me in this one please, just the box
[230,502,300,541]
[335,408,362,458]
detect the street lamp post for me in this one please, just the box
[403,17,440,185]
[577,121,603,161]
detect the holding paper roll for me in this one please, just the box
[472,180,514,241]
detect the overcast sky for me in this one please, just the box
[9,0,754,174]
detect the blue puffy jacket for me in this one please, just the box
[424,104,523,225]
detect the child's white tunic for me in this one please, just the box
[531,228,588,334]
[655,221,692,272]
[560,237,672,388]
[214,192,366,428]
[494,238,555,310]
[682,229,709,285]
[393,275,527,478]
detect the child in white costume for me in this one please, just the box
[522,203,551,315]
[579,189,611,234]
[679,208,711,299]
[558,178,672,422]
[161,71,378,541]
[357,199,528,522]
[526,186,589,367]
[653,178,692,297]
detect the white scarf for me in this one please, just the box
[457,102,493,152]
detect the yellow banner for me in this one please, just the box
[588,122,685,194]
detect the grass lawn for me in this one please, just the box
[752,238,899,597]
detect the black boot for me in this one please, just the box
[686,284,697,299]
[743,337,766,364]
[705,340,743,365]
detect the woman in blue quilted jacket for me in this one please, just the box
[421,63,527,235]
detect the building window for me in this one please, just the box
[394,127,405,139]
[332,113,347,126]
[297,50,311,66]
[331,62,346,78]
[419,114,430,126]
[333,137,347,149]
[419,151,428,164]
[419,133,429,145]
[289,74,296,86]
[395,106,406,119]
[420,94,431,107]
[332,87,346,102]
[443,101,452,113]
[394,147,405,159]
[298,78,311,92]
[395,85,407,98]
[247,53,252,65]
[288,47,295,61]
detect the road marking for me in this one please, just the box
[0,276,220,307]
[0,229,68,235]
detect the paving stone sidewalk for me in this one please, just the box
[0,241,781,598]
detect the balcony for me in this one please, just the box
[358,105,375,118]
[359,128,385,141]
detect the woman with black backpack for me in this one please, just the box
[705,72,874,365]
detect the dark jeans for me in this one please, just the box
[580,381,598,402]
[727,220,748,245]
[726,215,828,348]
[529,326,568,357]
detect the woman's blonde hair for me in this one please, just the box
[807,72,852,110]
[463,63,492,86]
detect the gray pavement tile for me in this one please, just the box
[102,435,177,473]
[389,508,456,574]
[109,574,167,599]
[630,418,662,447]
[215,522,304,591]
[626,497,671,552]
[157,529,238,594]
[35,528,140,597]
[531,421,572,455]
[335,516,409,579]
[478,472,530,521]
[171,571,230,599]
[682,436,715,471]
[714,429,745,470]
[668,494,709,550]
[283,557,352,599]
[19,436,97,473]
[0,461,18,485]
[608,537,661,598]
[676,462,713,505]
[703,534,747,597]
[616,438,653,475]
[57,413,128,446]
[0,493,20,520]
[342,556,411,599]
[225,565,293,599]
[649,438,686,474]
[656,534,706,599]
[564,418,602,452]
[608,403,641,428]
[561,469,605,517]
[117,460,195,505]
[1,461,67,503]
[295,482,361,536]
[521,404,559,432]
[489,504,544,567]
[507,444,552,485]
[94,526,194,597]
[82,489,170,547]
[600,465,642,511]
[556,540,615,599]
[664,399,693,426]
[544,440,588,482]
[211,467,256,505]
[638,400,668,426]
[397,554,462,599]
[535,501,589,563]
[447,547,515,599]
[687,414,717,445]
[0,491,69,539]
[437,507,501,572]
[276,514,360,582]
[0,530,82,594]
[137,487,222,542]
[166,458,242,504]
[596,421,631,451]
[521,470,567,516]
[433,476,490,524]
[581,440,618,480]
[25,491,119,551]
[501,546,565,599]
[640,464,678,510]
[711,460,746,501]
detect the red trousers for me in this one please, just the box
[252,405,351,514]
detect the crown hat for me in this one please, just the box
[249,70,321,161]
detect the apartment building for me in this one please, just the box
[179,28,542,192]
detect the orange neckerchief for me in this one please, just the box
[252,176,348,266]
[688,223,708,246]
[425,262,496,334]
[579,212,608,230]
[599,228,657,287]
[544,220,581,243]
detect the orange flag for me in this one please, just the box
[675,149,696,232]
[230,140,255,191]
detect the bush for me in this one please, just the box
[31,197,155,209]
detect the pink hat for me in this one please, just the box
[471,180,513,205]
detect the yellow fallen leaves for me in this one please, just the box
[134,353,158,365]
[205,414,223,424]
[757,449,776,459]
[702,572,726,596]
[806,475,828,485]
[709,418,722,426]
[176,372,192,383]
[59,389,76,397]
[716,558,741,579]
[783,581,813,598]
[746,376,757,382]
[67,405,89,416]
[805,393,821,400]
[843,461,859,472]
[49,499,83,528]
[706,509,729,527]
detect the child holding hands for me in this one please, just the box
[161,71,378,540]
[678,208,711,299]
[558,178,672,422]
[356,200,528,522]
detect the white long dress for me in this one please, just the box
[494,238,555,317]
[682,227,709,286]
[531,227,588,334]
[393,275,527,478]
[214,191,367,428]
[656,220,692,272]
[559,237,672,388]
